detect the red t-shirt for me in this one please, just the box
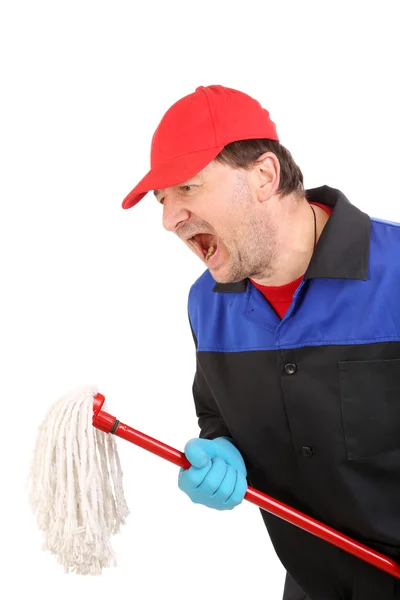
[250,203,332,319]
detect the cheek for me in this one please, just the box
[220,215,246,240]
[217,228,241,256]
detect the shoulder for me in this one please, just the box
[370,216,400,257]
[188,269,215,313]
[189,268,215,294]
[186,269,215,339]
[370,215,400,230]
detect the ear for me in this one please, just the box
[249,152,280,202]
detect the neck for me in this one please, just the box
[251,200,328,287]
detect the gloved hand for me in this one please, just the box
[178,437,248,510]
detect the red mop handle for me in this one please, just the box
[92,393,400,579]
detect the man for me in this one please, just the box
[121,85,400,599]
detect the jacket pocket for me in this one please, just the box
[338,358,400,460]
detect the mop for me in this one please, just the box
[29,385,400,578]
[29,386,129,575]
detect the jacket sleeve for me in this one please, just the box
[189,314,232,440]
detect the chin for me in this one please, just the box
[211,270,246,285]
[208,254,248,284]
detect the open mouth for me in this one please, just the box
[188,233,218,261]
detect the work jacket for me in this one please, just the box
[187,186,400,599]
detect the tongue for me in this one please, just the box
[195,233,217,257]
[197,233,214,248]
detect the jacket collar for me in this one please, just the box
[213,185,371,293]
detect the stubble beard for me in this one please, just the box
[213,215,278,284]
[209,171,278,284]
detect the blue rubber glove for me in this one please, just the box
[178,437,248,510]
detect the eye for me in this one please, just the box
[180,185,195,193]
[157,185,195,205]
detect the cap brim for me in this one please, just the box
[122,146,223,209]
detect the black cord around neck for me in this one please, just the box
[310,204,317,250]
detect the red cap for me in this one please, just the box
[122,85,279,209]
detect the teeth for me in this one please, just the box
[205,242,216,260]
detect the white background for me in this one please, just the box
[1,1,400,598]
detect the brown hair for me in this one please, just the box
[214,139,305,198]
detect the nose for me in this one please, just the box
[162,194,191,232]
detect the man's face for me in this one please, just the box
[154,160,277,284]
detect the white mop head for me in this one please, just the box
[29,385,130,575]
